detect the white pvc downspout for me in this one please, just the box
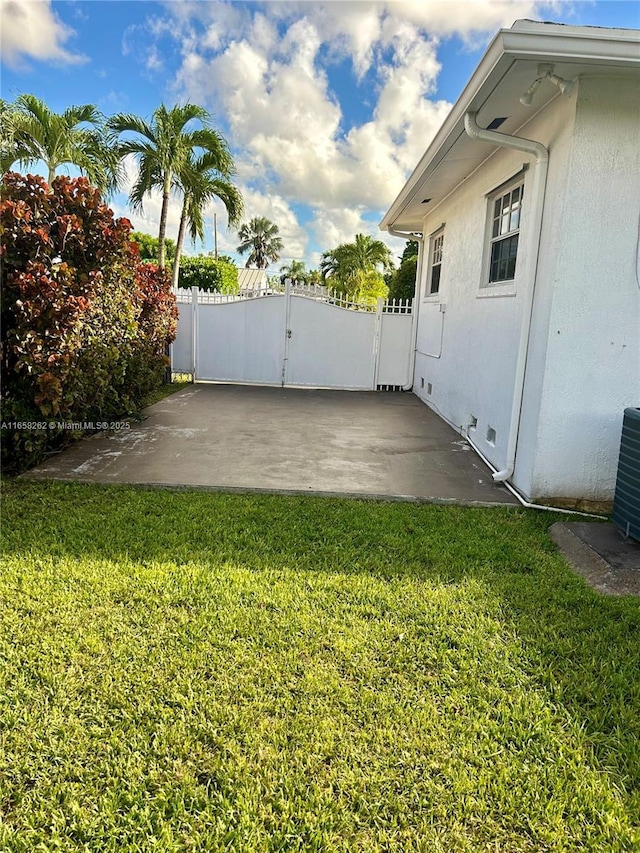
[386,226,424,390]
[463,112,549,483]
[465,429,605,519]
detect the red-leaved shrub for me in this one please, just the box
[1,172,177,472]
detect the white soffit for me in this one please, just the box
[381,20,640,233]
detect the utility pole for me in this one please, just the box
[213,212,218,260]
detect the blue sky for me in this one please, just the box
[2,1,639,269]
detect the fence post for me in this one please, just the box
[281,278,292,387]
[192,286,198,380]
[371,297,384,390]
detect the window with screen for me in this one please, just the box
[488,182,524,284]
[426,229,444,295]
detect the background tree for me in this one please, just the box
[177,256,238,294]
[109,103,227,269]
[342,233,393,276]
[401,240,419,263]
[1,99,23,175]
[351,270,389,306]
[1,94,117,194]
[172,149,243,289]
[236,216,283,268]
[386,239,420,302]
[279,259,307,285]
[387,254,418,302]
[131,231,176,264]
[321,233,393,297]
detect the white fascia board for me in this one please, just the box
[380,21,640,232]
[505,20,640,62]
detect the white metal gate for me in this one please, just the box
[171,282,414,390]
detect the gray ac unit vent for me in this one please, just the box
[612,407,640,541]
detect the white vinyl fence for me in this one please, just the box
[171,281,414,390]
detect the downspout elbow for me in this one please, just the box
[492,465,513,483]
[464,112,549,165]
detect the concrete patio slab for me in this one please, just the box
[23,384,518,506]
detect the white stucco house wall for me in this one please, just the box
[381,19,640,508]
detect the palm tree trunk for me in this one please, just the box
[172,198,188,290]
[158,169,172,268]
[47,164,56,188]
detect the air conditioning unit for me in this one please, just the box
[612,408,640,542]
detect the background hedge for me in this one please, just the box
[177,255,239,294]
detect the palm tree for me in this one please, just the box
[279,259,307,285]
[319,248,343,281]
[321,233,393,293]
[1,99,23,175]
[109,103,228,269]
[172,150,243,289]
[236,217,283,269]
[2,94,117,194]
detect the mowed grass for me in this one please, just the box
[1,482,639,852]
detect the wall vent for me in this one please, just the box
[612,408,640,541]
[376,384,405,392]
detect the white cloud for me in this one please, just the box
[170,3,451,211]
[310,206,406,266]
[145,45,164,74]
[386,0,547,40]
[173,16,438,211]
[230,187,309,265]
[312,207,375,254]
[0,0,87,69]
[138,0,558,267]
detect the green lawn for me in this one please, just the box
[1,482,638,852]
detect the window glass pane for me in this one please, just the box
[489,234,519,282]
[494,199,502,218]
[432,234,443,264]
[492,218,500,238]
[509,208,520,230]
[430,263,441,294]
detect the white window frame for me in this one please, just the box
[424,226,445,299]
[483,176,525,287]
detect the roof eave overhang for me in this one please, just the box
[380,22,640,233]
